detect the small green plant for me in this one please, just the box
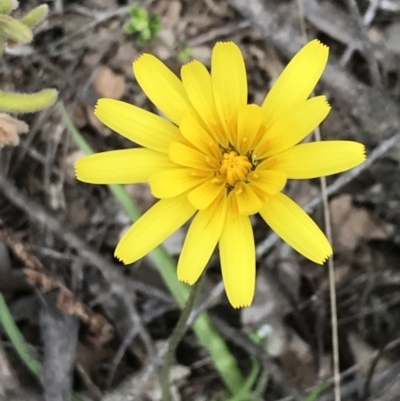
[178,41,192,63]
[124,5,160,45]
[0,1,57,147]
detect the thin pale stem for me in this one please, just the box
[295,3,341,400]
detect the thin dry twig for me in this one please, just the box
[277,335,400,401]
[344,0,382,87]
[106,298,156,389]
[297,1,340,398]
[50,5,130,49]
[340,0,381,67]
[211,316,304,400]
[0,174,171,303]
[188,20,250,47]
[0,218,113,344]
[103,290,209,401]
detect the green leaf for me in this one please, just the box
[0,14,32,44]
[0,89,58,113]
[20,4,49,29]
[0,0,16,14]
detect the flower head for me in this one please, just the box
[76,40,365,308]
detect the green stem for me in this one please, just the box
[0,292,84,401]
[228,357,260,401]
[161,279,202,401]
[59,101,244,395]
[0,292,41,375]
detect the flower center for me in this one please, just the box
[219,151,252,186]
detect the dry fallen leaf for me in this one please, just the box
[162,0,182,28]
[330,194,389,253]
[348,332,391,376]
[0,113,28,148]
[92,65,125,99]
[87,65,126,135]
[0,219,113,344]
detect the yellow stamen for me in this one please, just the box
[219,151,252,186]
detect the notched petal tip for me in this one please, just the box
[213,41,242,55]
[132,53,159,78]
[361,144,367,159]
[309,38,329,52]
[133,53,152,66]
[177,275,195,286]
[93,97,112,119]
[351,142,367,164]
[114,248,131,265]
[317,249,333,265]
[74,157,87,181]
[231,301,252,309]
[215,40,236,45]
[300,39,329,70]
[93,98,102,111]
[181,60,197,69]
[321,95,331,108]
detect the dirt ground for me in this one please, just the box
[2,0,400,400]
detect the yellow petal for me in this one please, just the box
[219,202,255,308]
[272,141,366,179]
[236,104,264,154]
[133,54,193,125]
[248,169,287,195]
[259,192,332,264]
[188,179,226,210]
[181,61,225,144]
[178,197,227,284]
[234,183,263,215]
[149,168,209,198]
[179,111,221,153]
[254,96,331,159]
[115,194,196,264]
[94,99,180,153]
[212,42,247,143]
[169,141,210,170]
[75,149,170,184]
[262,40,329,125]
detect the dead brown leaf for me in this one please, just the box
[92,65,125,99]
[330,194,389,253]
[0,113,28,148]
[0,219,114,345]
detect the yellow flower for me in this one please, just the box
[75,40,365,308]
